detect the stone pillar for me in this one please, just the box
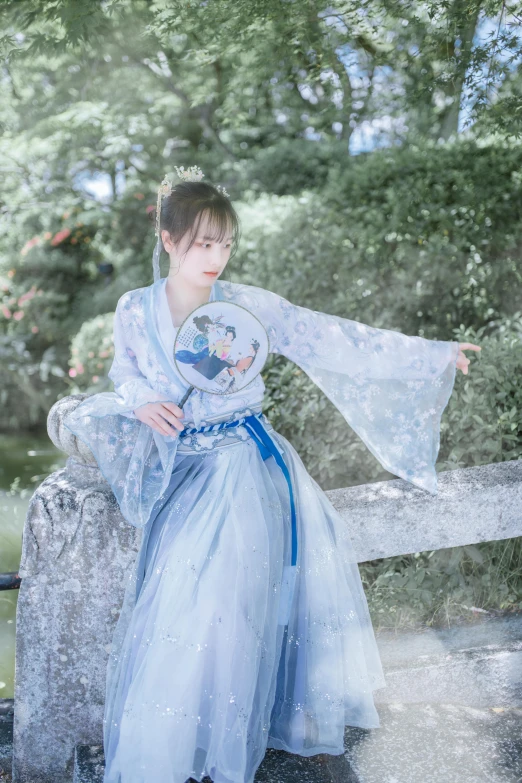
[12,394,142,783]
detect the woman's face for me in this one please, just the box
[161,210,233,288]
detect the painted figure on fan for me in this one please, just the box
[211,326,235,360]
[174,314,213,365]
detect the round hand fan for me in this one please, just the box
[173,300,270,408]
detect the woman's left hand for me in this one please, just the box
[456,342,481,375]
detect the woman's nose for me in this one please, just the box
[209,248,225,265]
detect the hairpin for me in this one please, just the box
[155,174,174,237]
[155,167,229,237]
[174,165,205,182]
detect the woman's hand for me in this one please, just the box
[133,401,186,437]
[456,342,481,375]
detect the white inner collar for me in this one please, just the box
[159,277,218,362]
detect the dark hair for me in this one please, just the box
[150,180,241,266]
[225,325,236,339]
[192,314,213,333]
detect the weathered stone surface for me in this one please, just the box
[343,702,522,783]
[13,396,143,783]
[47,393,98,468]
[0,699,13,776]
[328,459,522,562]
[374,612,522,708]
[73,744,105,783]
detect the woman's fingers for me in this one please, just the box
[136,406,182,437]
[162,413,185,431]
[134,402,185,437]
[141,402,184,434]
[457,351,471,374]
[162,401,185,419]
[159,402,185,431]
[458,342,482,352]
[151,412,181,437]
[456,343,481,375]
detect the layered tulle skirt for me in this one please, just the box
[102,419,386,783]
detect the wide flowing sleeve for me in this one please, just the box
[62,292,180,529]
[259,286,459,494]
[107,292,178,417]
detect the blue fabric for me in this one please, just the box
[181,412,298,567]
[67,276,461,783]
[64,277,459,539]
[175,347,210,364]
[102,422,389,783]
[242,415,298,567]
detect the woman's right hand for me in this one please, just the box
[133,401,186,437]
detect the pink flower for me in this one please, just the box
[69,368,77,378]
[21,236,41,257]
[92,375,99,382]
[2,306,11,319]
[31,326,39,333]
[13,310,24,320]
[51,228,71,246]
[18,287,37,305]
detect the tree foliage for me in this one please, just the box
[0,0,521,438]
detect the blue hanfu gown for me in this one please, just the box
[63,276,459,783]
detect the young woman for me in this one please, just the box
[64,169,480,783]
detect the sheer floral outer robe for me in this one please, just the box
[63,277,459,783]
[64,277,459,533]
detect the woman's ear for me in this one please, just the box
[161,229,173,253]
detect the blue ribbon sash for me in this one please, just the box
[180,412,298,625]
[180,412,297,567]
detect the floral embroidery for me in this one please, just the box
[63,278,459,535]
[220,279,458,493]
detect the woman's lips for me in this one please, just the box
[204,272,219,276]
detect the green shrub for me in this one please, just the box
[440,315,522,471]
[234,137,522,339]
[67,312,115,394]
